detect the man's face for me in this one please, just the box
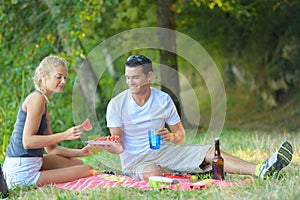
[125,66,152,95]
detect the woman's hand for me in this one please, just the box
[91,142,123,154]
[63,125,83,140]
[79,145,91,157]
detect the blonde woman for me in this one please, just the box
[3,55,94,188]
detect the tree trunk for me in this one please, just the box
[42,0,101,123]
[157,0,182,117]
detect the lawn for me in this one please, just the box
[3,130,300,200]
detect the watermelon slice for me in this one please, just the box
[82,118,93,131]
[93,136,120,142]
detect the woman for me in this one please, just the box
[3,55,94,188]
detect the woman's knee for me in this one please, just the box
[70,158,84,165]
[41,154,85,170]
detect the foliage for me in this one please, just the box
[176,0,300,107]
[0,0,104,157]
[1,0,300,160]
[0,0,158,158]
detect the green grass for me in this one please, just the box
[3,130,300,200]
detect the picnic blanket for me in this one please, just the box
[55,174,253,191]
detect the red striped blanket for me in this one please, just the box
[55,174,253,191]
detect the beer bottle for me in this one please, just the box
[212,138,225,180]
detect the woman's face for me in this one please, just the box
[44,65,67,95]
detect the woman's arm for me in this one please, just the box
[45,144,90,158]
[43,110,90,157]
[22,92,82,150]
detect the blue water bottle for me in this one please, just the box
[148,130,161,150]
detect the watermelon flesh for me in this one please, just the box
[82,118,93,131]
[94,136,120,142]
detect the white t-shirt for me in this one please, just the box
[106,87,180,173]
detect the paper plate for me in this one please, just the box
[87,140,116,145]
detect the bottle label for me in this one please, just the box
[212,163,225,180]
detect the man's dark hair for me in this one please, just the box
[125,55,153,75]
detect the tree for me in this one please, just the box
[157,0,182,117]
[176,0,300,107]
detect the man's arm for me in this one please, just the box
[157,122,186,145]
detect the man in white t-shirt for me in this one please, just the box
[98,55,293,181]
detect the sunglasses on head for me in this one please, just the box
[126,55,150,64]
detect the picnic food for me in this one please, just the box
[93,135,120,142]
[89,170,116,176]
[82,118,93,131]
[148,176,173,188]
[87,135,121,146]
[191,179,214,187]
[190,175,198,182]
[100,174,126,182]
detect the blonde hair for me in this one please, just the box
[33,55,68,102]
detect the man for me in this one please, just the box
[100,54,293,181]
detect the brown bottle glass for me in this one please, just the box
[212,138,225,180]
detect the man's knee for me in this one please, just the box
[203,146,214,165]
[143,164,163,181]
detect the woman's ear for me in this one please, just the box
[41,71,48,79]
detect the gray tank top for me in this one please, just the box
[6,100,48,157]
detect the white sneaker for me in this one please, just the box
[257,141,293,180]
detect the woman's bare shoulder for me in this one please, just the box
[22,91,46,113]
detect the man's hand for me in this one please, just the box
[157,122,186,144]
[157,128,175,142]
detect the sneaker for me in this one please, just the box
[257,141,293,180]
